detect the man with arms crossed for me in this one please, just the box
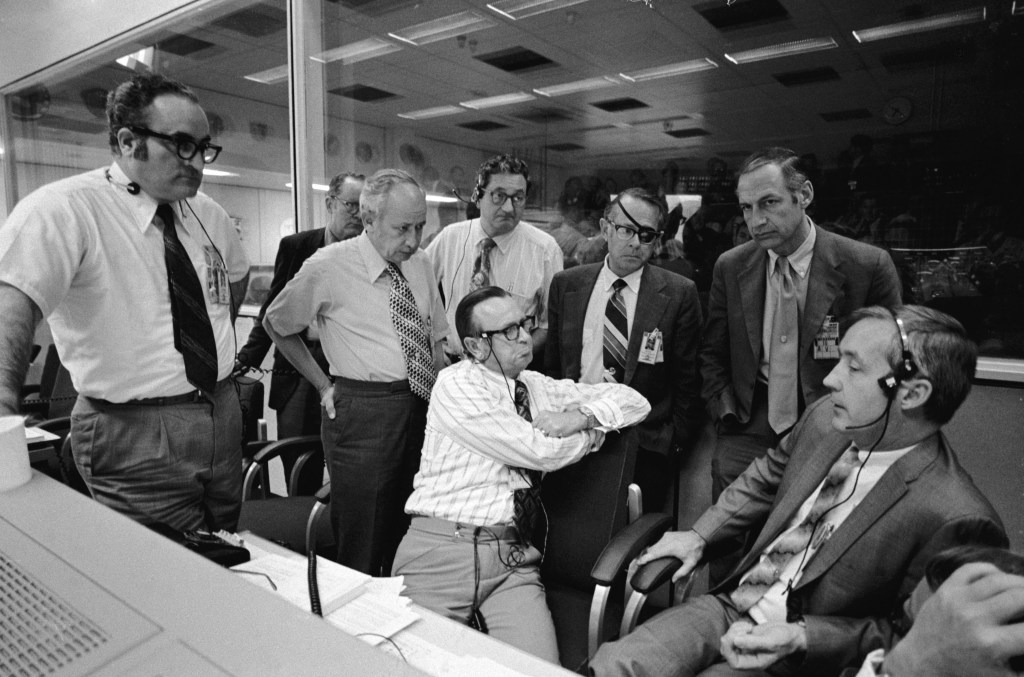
[264,169,446,576]
[592,305,1005,676]
[395,286,650,662]
[0,73,248,531]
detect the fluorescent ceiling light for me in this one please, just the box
[389,11,496,46]
[486,0,589,21]
[724,37,838,65]
[1014,1,1024,16]
[534,76,619,97]
[284,183,331,191]
[460,92,535,109]
[245,64,289,85]
[620,58,718,82]
[311,37,401,65]
[426,194,459,203]
[852,7,987,43]
[397,105,466,120]
[612,122,632,129]
[116,47,154,72]
[202,169,238,177]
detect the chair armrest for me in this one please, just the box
[590,513,674,586]
[314,481,331,504]
[631,556,682,594]
[251,435,321,465]
[287,447,325,497]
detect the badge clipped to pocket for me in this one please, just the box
[203,246,230,306]
[813,315,840,359]
[638,328,664,365]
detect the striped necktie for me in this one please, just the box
[386,263,436,401]
[768,256,799,434]
[603,278,629,382]
[157,204,218,393]
[470,237,496,290]
[511,379,543,548]
[729,445,861,612]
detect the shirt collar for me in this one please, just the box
[356,232,393,283]
[766,218,816,279]
[107,163,164,234]
[599,257,645,294]
[472,219,520,254]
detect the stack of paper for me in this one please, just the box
[327,588,419,643]
[232,552,369,615]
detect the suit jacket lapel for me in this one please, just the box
[739,249,768,363]
[801,229,843,359]
[624,268,668,384]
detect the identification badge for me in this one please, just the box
[638,328,664,365]
[813,315,840,359]
[203,246,230,305]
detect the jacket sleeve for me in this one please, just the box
[670,278,704,448]
[700,256,737,424]
[543,271,566,378]
[237,236,299,368]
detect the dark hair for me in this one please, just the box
[472,153,531,202]
[925,545,1024,591]
[455,286,510,346]
[738,146,811,196]
[106,74,199,155]
[846,305,977,424]
[327,172,365,201]
[604,187,668,230]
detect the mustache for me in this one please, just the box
[181,168,203,182]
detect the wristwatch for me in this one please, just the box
[579,405,598,429]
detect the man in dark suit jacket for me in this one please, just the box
[703,148,902,507]
[591,305,1006,677]
[237,172,365,456]
[546,187,703,511]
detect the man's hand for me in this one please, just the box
[319,383,336,420]
[633,529,706,582]
[883,562,1024,677]
[720,620,806,670]
[232,359,251,378]
[533,409,588,437]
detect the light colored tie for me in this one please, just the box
[470,237,496,290]
[768,256,799,434]
[729,445,861,612]
[386,263,436,401]
[602,279,629,383]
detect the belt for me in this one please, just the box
[87,389,211,408]
[332,377,410,394]
[410,516,519,541]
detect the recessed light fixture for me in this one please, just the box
[389,11,496,46]
[426,193,459,203]
[533,76,619,97]
[620,58,718,82]
[724,37,838,65]
[311,37,401,65]
[397,105,466,120]
[460,92,536,109]
[486,0,589,21]
[852,7,987,43]
[284,183,331,191]
[202,169,238,177]
[244,64,289,84]
[1014,1,1024,16]
[116,47,155,72]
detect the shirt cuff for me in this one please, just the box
[580,398,624,430]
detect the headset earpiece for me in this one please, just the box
[879,310,918,398]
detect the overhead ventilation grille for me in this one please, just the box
[820,108,872,122]
[547,142,584,151]
[591,97,649,112]
[325,0,419,16]
[695,0,789,31]
[665,128,710,138]
[458,120,510,131]
[475,47,556,74]
[329,84,398,102]
[880,41,975,72]
[157,34,217,57]
[212,4,286,38]
[514,108,574,124]
[773,66,840,87]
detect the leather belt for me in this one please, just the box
[410,516,519,541]
[88,390,210,407]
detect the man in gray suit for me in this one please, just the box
[592,305,1006,677]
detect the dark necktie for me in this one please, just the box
[768,256,799,434]
[470,238,496,290]
[511,379,543,547]
[603,278,628,382]
[157,203,218,392]
[729,445,861,612]
[385,263,436,401]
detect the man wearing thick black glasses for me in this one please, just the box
[395,286,649,662]
[546,187,704,514]
[0,73,249,531]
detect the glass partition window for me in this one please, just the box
[3,0,1023,361]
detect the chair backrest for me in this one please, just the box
[47,365,78,418]
[541,428,638,589]
[235,376,265,445]
[242,435,324,500]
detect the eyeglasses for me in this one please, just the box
[485,190,527,208]
[127,125,222,164]
[330,196,360,214]
[607,220,661,245]
[479,316,536,341]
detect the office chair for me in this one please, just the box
[20,345,64,421]
[540,428,676,671]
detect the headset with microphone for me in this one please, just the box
[104,168,141,195]
[877,310,917,399]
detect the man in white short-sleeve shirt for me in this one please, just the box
[0,73,249,531]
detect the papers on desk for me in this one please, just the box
[232,552,369,615]
[387,632,532,677]
[327,589,419,644]
[24,427,60,444]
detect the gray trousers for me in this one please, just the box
[394,516,560,663]
[70,379,242,531]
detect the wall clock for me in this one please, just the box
[883,97,913,125]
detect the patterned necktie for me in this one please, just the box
[470,237,497,290]
[729,445,861,612]
[768,256,799,434]
[603,278,629,383]
[157,203,218,393]
[511,379,543,547]
[386,263,436,401]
